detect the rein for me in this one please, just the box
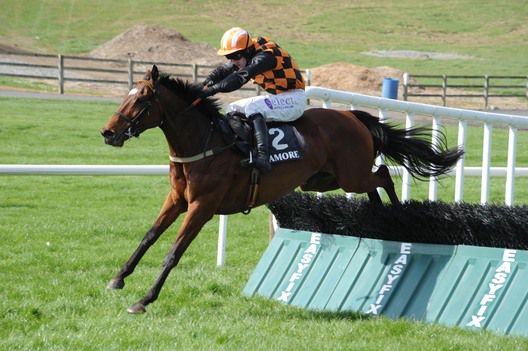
[168,114,235,163]
[164,97,235,164]
[116,80,233,164]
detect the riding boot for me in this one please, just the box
[241,113,272,173]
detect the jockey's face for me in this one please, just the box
[226,51,247,69]
[230,56,247,69]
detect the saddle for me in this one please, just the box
[217,112,253,157]
[216,112,303,164]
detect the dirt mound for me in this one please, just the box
[89,25,224,66]
[89,25,404,94]
[309,63,405,95]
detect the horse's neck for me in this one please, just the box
[160,98,218,157]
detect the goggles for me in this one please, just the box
[226,51,244,60]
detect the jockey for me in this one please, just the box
[201,27,306,172]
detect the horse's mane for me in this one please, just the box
[158,74,223,118]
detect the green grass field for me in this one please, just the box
[1,1,528,349]
[0,97,527,350]
[1,0,527,75]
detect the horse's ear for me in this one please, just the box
[151,65,159,82]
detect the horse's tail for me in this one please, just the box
[352,110,464,179]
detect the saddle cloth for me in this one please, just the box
[219,113,303,164]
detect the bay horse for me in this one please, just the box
[101,65,463,314]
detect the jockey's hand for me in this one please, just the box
[199,86,216,100]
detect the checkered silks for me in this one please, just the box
[252,37,305,94]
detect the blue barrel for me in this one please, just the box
[382,77,399,99]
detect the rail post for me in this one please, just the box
[454,120,467,203]
[192,64,198,83]
[401,111,415,201]
[481,123,493,204]
[217,215,228,266]
[484,75,489,109]
[57,54,64,94]
[442,74,447,106]
[306,69,312,105]
[127,59,134,90]
[526,75,528,101]
[505,127,517,206]
[428,115,442,200]
[403,72,409,101]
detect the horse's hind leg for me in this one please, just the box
[336,163,399,205]
[107,191,186,290]
[375,165,399,205]
[367,190,382,205]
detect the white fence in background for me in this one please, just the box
[0,52,311,96]
[2,86,528,266]
[0,164,168,175]
[306,86,528,206]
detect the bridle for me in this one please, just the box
[114,80,205,140]
[116,102,152,139]
[113,80,159,140]
[111,77,254,210]
[113,79,233,164]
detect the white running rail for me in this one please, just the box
[2,87,528,266]
[305,86,528,206]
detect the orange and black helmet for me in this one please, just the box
[217,27,253,56]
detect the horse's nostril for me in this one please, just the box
[101,129,114,138]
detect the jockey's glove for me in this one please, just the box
[199,86,217,99]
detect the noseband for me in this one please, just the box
[116,103,152,139]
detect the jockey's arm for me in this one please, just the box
[207,52,276,94]
[202,63,236,87]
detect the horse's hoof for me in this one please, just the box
[127,303,146,314]
[106,278,125,290]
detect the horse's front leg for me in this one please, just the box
[107,191,186,289]
[127,201,216,314]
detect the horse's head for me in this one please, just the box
[101,65,164,147]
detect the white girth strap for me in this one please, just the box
[169,149,215,163]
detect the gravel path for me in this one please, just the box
[0,89,121,102]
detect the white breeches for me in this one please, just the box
[226,89,306,122]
